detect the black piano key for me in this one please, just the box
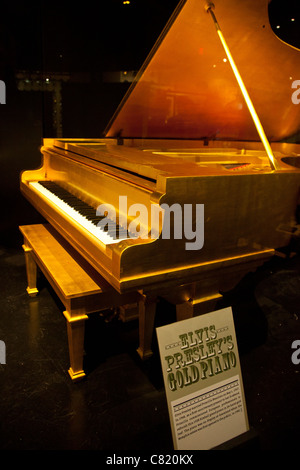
[38,180,130,239]
[76,206,96,215]
[87,214,106,221]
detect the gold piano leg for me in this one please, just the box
[136,294,157,360]
[63,310,88,382]
[176,293,223,322]
[22,244,39,297]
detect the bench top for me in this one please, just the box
[19,224,112,299]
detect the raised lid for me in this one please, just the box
[105,0,300,143]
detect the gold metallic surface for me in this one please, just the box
[20,139,300,293]
[20,224,141,379]
[105,0,300,143]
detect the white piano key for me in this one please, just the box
[29,181,129,245]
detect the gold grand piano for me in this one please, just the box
[21,0,300,359]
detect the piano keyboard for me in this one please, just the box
[29,181,132,245]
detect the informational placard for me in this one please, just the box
[156,307,249,450]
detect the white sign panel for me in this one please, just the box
[156,307,249,450]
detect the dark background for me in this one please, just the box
[0,0,299,246]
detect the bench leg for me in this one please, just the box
[63,311,88,382]
[22,244,39,297]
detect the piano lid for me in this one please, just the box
[105,0,300,143]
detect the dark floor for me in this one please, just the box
[0,233,300,452]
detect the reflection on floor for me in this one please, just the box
[0,241,300,450]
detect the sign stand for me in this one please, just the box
[212,428,259,450]
[156,307,250,450]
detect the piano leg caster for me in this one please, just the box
[136,347,153,361]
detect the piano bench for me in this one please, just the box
[19,223,140,382]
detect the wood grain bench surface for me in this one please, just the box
[19,223,140,382]
[19,223,111,299]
